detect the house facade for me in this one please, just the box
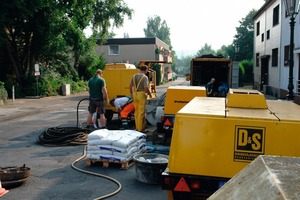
[95,37,172,83]
[253,0,300,98]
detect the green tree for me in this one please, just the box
[176,55,193,76]
[195,43,216,57]
[0,0,132,95]
[92,0,133,42]
[143,15,176,79]
[233,9,256,61]
[216,45,233,58]
[144,15,172,49]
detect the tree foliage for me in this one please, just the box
[92,0,133,41]
[143,15,172,49]
[176,55,193,76]
[233,9,256,61]
[195,43,216,57]
[176,8,256,84]
[0,0,132,96]
[144,15,177,76]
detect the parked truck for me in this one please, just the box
[188,55,238,89]
[161,89,300,199]
[150,55,237,145]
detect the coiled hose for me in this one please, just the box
[36,98,122,199]
[37,97,91,146]
[36,126,90,146]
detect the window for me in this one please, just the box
[272,48,278,67]
[273,5,280,26]
[284,45,290,66]
[109,45,119,55]
[256,21,260,36]
[267,30,270,40]
[261,33,264,42]
[256,53,260,67]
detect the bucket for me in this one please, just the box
[133,153,168,184]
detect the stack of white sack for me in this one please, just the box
[86,129,147,162]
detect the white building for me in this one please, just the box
[253,0,300,99]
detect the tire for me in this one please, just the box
[105,110,114,123]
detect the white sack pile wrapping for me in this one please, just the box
[86,129,147,162]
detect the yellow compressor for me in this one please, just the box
[102,62,161,121]
[154,86,206,145]
[162,89,300,199]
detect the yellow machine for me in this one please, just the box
[162,89,300,199]
[103,61,166,121]
[164,86,207,114]
[154,86,206,145]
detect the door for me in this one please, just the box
[260,57,269,91]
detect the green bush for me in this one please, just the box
[35,68,88,96]
[3,80,23,98]
[239,60,253,86]
[79,54,106,81]
[0,81,8,103]
[151,63,162,86]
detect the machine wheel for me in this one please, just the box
[105,110,114,123]
[152,130,158,145]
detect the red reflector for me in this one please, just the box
[190,180,200,190]
[164,177,171,185]
[174,177,191,192]
[164,119,171,126]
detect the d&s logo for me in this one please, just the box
[234,126,265,162]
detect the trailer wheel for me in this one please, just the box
[152,130,158,145]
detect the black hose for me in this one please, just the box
[77,97,90,127]
[37,127,90,146]
[37,98,92,146]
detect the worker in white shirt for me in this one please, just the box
[109,96,135,129]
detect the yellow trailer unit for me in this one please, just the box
[163,86,207,115]
[162,89,300,199]
[155,86,206,145]
[102,63,137,120]
[103,63,136,99]
[102,62,157,121]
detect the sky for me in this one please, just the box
[112,0,266,58]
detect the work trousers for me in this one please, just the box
[133,91,147,132]
[120,103,135,129]
[120,103,135,118]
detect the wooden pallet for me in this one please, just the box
[85,158,135,169]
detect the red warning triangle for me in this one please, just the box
[174,177,191,192]
[164,119,171,126]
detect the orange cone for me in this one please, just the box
[0,181,9,197]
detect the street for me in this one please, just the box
[0,77,189,200]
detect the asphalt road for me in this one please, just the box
[0,77,189,200]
